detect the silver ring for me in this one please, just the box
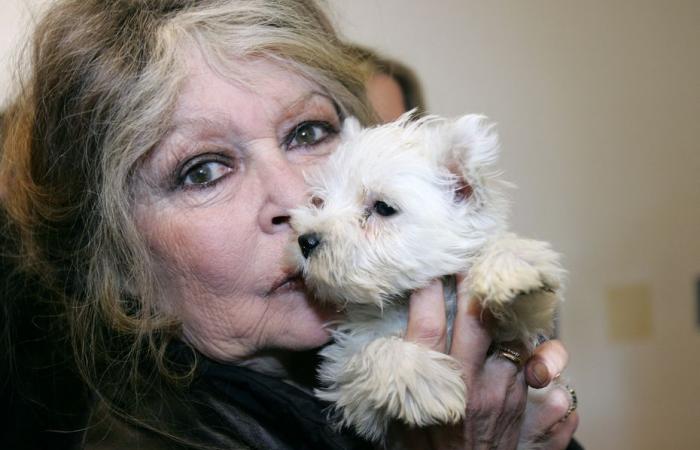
[560,385,578,422]
[494,345,522,367]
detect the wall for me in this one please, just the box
[327,1,700,449]
[0,0,48,108]
[2,1,699,448]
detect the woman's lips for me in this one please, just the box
[268,272,305,295]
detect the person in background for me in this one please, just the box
[348,45,427,122]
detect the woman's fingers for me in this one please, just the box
[521,381,572,438]
[405,279,447,352]
[402,277,577,449]
[448,275,493,377]
[544,411,579,450]
[482,341,529,394]
[525,339,569,388]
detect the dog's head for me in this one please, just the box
[290,112,509,307]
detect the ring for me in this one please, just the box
[560,385,578,422]
[494,345,522,367]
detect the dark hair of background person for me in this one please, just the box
[346,44,427,117]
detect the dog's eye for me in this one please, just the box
[374,200,398,217]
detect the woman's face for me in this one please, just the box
[134,51,342,362]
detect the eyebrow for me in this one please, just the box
[279,91,338,122]
[161,117,221,141]
[162,90,337,140]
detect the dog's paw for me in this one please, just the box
[469,234,562,303]
[317,336,466,441]
[466,234,564,343]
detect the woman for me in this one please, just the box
[0,1,578,449]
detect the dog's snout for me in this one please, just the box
[298,233,322,258]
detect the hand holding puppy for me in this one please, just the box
[397,279,578,449]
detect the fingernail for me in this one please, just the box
[531,361,550,386]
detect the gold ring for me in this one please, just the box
[494,345,522,366]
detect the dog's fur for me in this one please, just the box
[289,113,564,443]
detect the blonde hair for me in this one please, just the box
[0,0,372,442]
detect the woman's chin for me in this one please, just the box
[290,309,337,348]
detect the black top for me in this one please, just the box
[169,341,374,450]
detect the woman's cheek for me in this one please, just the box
[137,204,255,292]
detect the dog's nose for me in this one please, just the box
[298,233,322,258]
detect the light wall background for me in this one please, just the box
[328,2,699,449]
[2,1,699,449]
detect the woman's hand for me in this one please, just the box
[520,340,580,449]
[393,278,577,449]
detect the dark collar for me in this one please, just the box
[169,340,373,450]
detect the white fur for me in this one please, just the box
[289,112,565,443]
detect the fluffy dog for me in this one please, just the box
[289,112,564,442]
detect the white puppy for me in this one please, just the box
[289,112,564,443]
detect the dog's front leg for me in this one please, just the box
[466,233,564,348]
[317,335,466,442]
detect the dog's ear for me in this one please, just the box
[341,116,363,139]
[446,114,500,202]
[450,114,500,175]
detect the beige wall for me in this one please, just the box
[0,0,47,108]
[328,1,700,449]
[2,1,699,448]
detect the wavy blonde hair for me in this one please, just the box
[1,0,373,441]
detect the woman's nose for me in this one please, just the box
[257,155,308,234]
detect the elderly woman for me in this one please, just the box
[0,1,578,449]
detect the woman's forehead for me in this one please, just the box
[172,51,329,122]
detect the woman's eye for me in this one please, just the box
[287,121,336,149]
[180,160,232,188]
